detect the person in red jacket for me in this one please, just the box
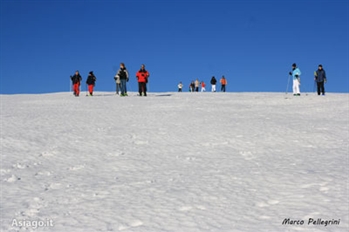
[136,64,150,96]
[201,81,206,92]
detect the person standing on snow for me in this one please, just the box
[178,82,183,92]
[201,81,206,92]
[136,64,150,96]
[210,76,217,92]
[115,63,129,96]
[194,79,200,92]
[289,63,301,96]
[220,76,227,92]
[314,64,327,96]
[189,81,195,92]
[86,71,97,96]
[114,73,121,95]
[70,70,82,96]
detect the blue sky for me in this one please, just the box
[1,0,348,94]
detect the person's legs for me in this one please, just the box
[120,79,127,95]
[320,81,325,95]
[88,85,94,95]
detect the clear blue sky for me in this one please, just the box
[1,0,348,94]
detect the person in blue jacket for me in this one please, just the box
[314,64,327,95]
[289,63,301,96]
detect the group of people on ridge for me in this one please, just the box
[71,63,327,97]
[70,71,96,96]
[289,63,327,96]
[178,76,228,93]
[70,64,150,97]
[114,63,150,96]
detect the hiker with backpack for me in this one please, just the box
[70,70,82,97]
[86,71,97,96]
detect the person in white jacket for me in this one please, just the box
[289,63,302,96]
[178,82,183,92]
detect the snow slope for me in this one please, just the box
[1,92,348,232]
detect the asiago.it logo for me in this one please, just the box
[12,218,54,229]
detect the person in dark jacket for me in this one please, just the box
[210,76,217,92]
[115,63,129,96]
[86,71,97,96]
[190,81,195,92]
[136,64,150,96]
[314,64,327,95]
[70,70,82,96]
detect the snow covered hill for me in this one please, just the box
[1,92,348,232]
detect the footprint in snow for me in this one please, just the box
[259,215,271,219]
[44,182,62,191]
[256,202,269,207]
[35,171,52,176]
[239,151,255,160]
[118,220,143,231]
[178,206,193,211]
[319,186,330,192]
[267,200,279,205]
[39,151,55,157]
[18,197,45,217]
[134,140,148,145]
[0,169,11,174]
[106,151,125,157]
[185,157,196,161]
[5,174,21,183]
[68,164,85,171]
[256,200,279,207]
[12,163,29,169]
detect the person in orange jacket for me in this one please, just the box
[136,64,150,96]
[220,76,227,92]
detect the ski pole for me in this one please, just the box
[128,78,131,93]
[285,74,291,95]
[313,71,317,94]
[69,76,72,93]
[313,80,316,94]
[301,77,307,96]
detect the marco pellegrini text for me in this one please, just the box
[282,218,340,227]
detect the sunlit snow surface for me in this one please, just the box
[1,92,348,232]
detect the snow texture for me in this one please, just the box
[1,92,348,232]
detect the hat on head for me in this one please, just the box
[292,63,297,67]
[318,64,323,67]
[89,71,93,74]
